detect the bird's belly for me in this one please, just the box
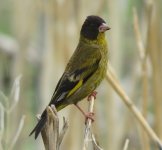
[67,63,107,104]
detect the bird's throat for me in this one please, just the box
[80,32,107,46]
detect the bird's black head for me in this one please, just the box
[81,15,110,40]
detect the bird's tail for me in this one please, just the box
[29,110,47,139]
[29,102,68,139]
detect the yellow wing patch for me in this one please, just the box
[67,80,83,98]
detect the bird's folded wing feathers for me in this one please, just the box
[50,43,101,105]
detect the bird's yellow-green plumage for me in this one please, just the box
[64,32,108,105]
[30,15,110,139]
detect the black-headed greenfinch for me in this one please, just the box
[30,15,110,139]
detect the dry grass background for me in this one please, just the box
[0,0,162,150]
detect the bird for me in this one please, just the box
[30,15,110,139]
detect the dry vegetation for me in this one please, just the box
[0,0,162,150]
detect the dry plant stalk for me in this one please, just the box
[0,75,25,150]
[106,66,162,149]
[83,96,103,150]
[38,105,68,150]
[123,139,129,150]
[83,96,95,150]
[91,134,103,150]
[145,0,162,140]
[133,7,150,150]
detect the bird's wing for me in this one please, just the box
[50,42,101,106]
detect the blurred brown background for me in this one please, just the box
[0,0,162,150]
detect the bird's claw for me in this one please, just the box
[88,91,97,101]
[85,112,95,124]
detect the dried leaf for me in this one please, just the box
[0,91,8,108]
[8,115,25,150]
[9,75,22,112]
[0,103,4,136]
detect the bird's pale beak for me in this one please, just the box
[99,23,111,32]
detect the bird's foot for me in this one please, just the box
[74,104,95,123]
[85,112,95,123]
[88,91,97,101]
